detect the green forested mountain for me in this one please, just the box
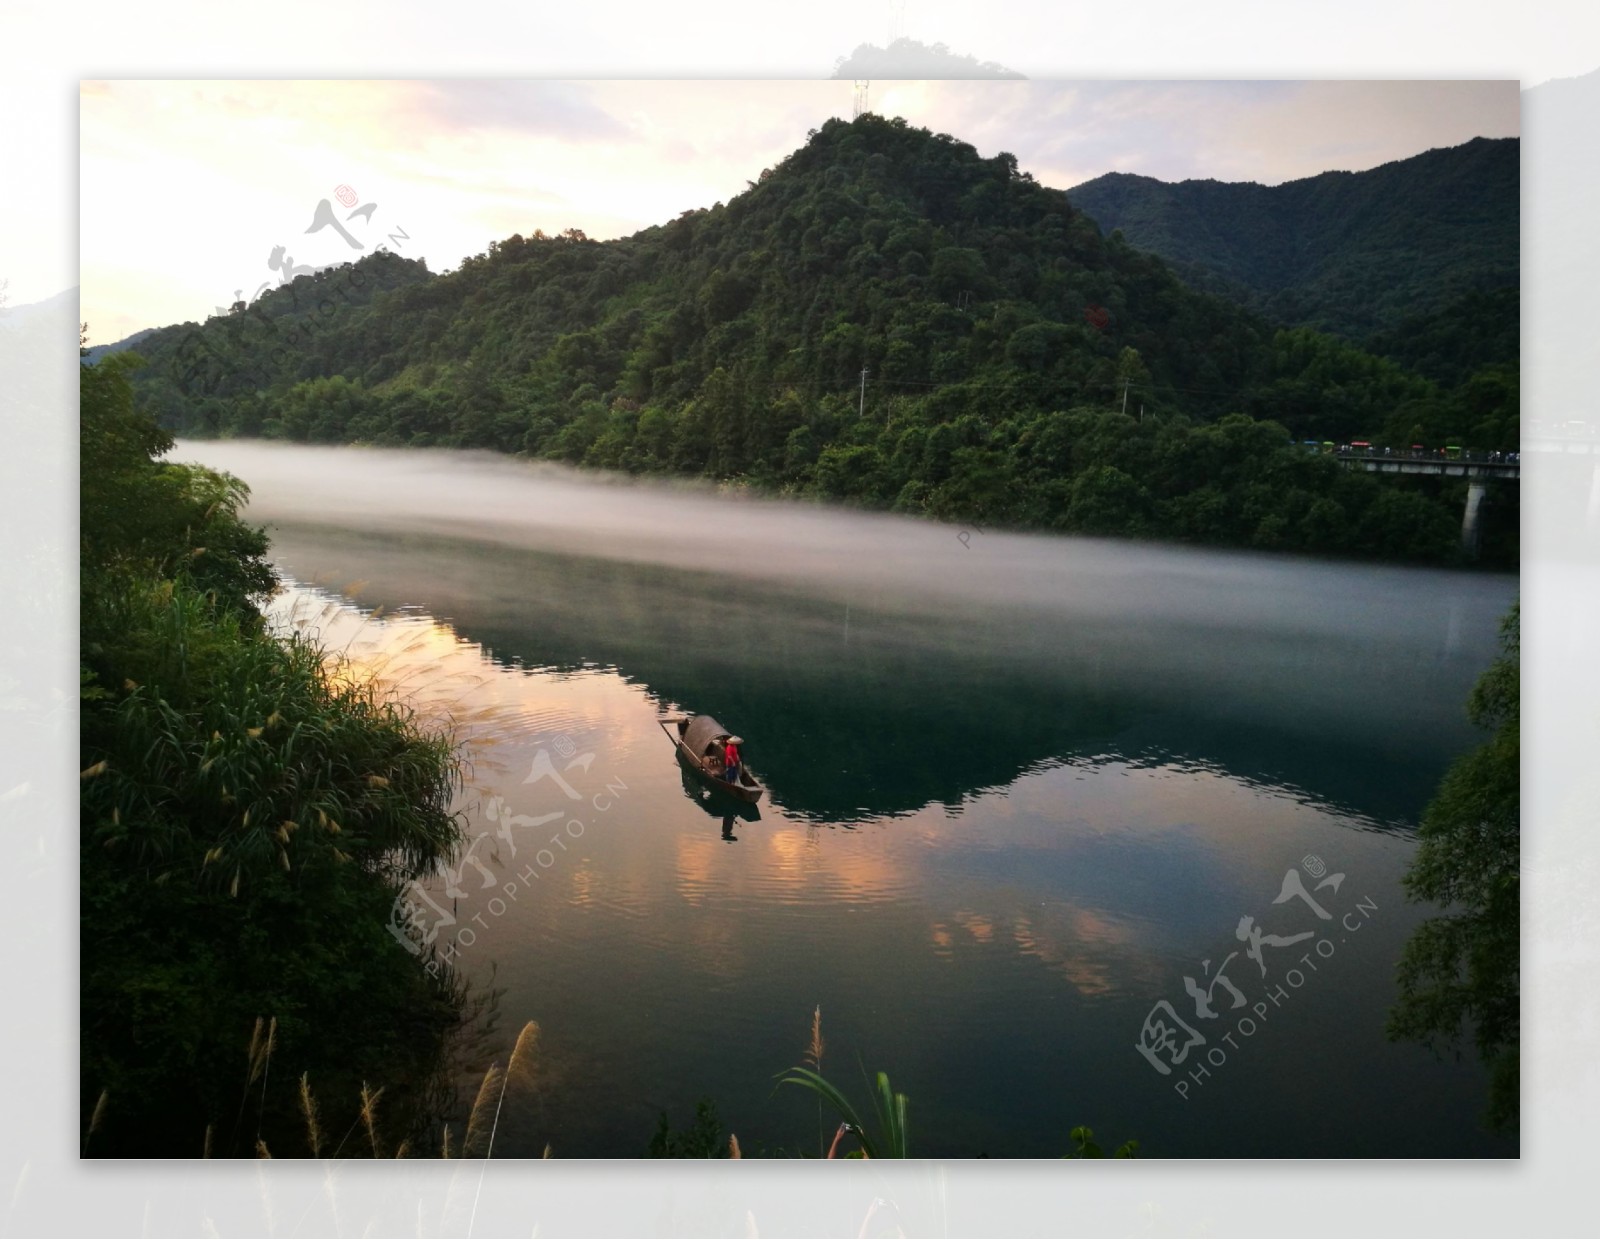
[1366,286,1519,388]
[113,114,1515,565]
[1065,137,1519,342]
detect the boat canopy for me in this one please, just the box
[682,714,732,757]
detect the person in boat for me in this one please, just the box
[722,736,742,785]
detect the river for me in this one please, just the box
[174,439,1519,1158]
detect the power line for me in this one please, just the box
[852,81,871,119]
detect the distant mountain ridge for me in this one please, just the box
[82,326,157,364]
[0,285,79,329]
[1066,136,1519,341]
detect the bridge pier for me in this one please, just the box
[1461,481,1488,556]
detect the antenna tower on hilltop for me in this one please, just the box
[852,80,871,119]
[888,0,907,44]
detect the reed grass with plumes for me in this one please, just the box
[298,1073,324,1158]
[803,1006,825,1156]
[359,1083,386,1159]
[503,1021,539,1102]
[82,1090,109,1156]
[779,1007,909,1158]
[804,1005,824,1071]
[80,577,467,896]
[460,1065,504,1159]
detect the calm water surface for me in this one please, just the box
[179,441,1519,1157]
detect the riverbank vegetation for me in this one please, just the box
[79,344,471,1156]
[106,113,1517,568]
[1388,601,1520,1133]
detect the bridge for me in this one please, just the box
[1331,450,1519,555]
[1333,451,1520,480]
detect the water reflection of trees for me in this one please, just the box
[266,525,1503,829]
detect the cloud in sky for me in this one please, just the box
[402,80,634,142]
[79,78,1518,342]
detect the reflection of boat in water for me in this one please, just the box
[659,712,766,804]
[678,762,762,822]
[677,762,762,840]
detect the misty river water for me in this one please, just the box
[175,439,1518,1158]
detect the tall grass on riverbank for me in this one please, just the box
[81,575,464,890]
[80,342,473,1157]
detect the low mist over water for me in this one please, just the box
[179,437,1507,639]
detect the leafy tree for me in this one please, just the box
[1066,465,1151,536]
[1388,602,1519,1133]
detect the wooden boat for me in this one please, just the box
[658,712,766,803]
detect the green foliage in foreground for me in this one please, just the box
[648,1098,735,1158]
[79,345,469,1156]
[1389,602,1520,1133]
[777,1065,911,1159]
[646,1087,1138,1159]
[643,1007,1139,1158]
[1064,1125,1139,1159]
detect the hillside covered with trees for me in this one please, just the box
[80,344,470,1156]
[112,114,1516,566]
[1065,137,1519,343]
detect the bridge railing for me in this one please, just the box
[1319,446,1521,465]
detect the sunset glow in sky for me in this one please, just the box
[79,78,1518,345]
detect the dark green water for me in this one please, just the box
[182,440,1519,1158]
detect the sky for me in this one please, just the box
[78,78,1519,345]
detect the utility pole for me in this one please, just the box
[859,366,869,420]
[1121,378,1130,417]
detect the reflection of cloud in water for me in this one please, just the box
[675,822,918,909]
[1011,905,1146,999]
[933,902,1159,999]
[266,578,656,791]
[954,910,997,944]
